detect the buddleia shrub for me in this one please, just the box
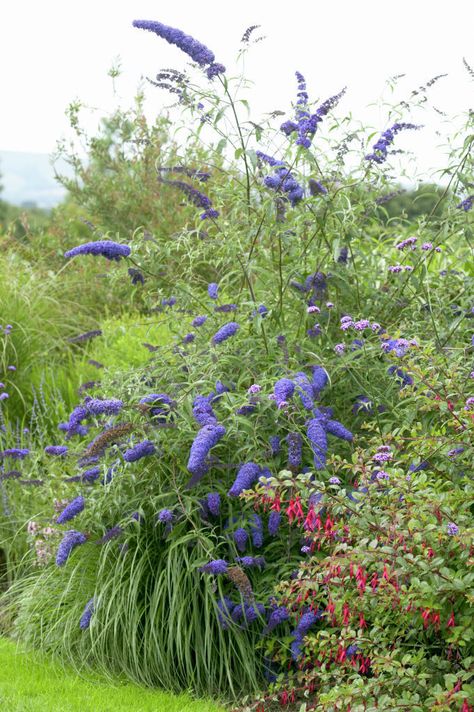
[5,16,474,708]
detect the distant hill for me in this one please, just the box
[0,150,70,208]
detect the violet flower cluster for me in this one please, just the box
[290,610,321,660]
[123,440,156,462]
[280,74,346,150]
[187,423,226,484]
[132,20,225,79]
[56,496,85,525]
[56,530,87,567]
[211,322,240,345]
[456,195,474,212]
[0,448,29,460]
[365,122,422,164]
[306,407,353,470]
[79,598,95,630]
[200,559,228,574]
[286,432,303,470]
[44,445,68,456]
[64,240,131,261]
[65,397,124,435]
[228,462,261,496]
[160,178,219,220]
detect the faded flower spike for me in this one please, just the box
[64,240,131,261]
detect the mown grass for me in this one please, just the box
[0,637,225,712]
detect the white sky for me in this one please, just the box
[1,0,473,178]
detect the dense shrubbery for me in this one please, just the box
[1,20,473,712]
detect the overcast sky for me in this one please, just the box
[1,0,473,177]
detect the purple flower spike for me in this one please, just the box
[457,195,474,211]
[207,283,219,299]
[64,240,130,261]
[294,610,320,638]
[157,508,174,523]
[133,20,216,67]
[96,525,123,544]
[123,440,156,462]
[228,462,260,497]
[79,598,95,630]
[234,527,248,552]
[366,123,422,164]
[286,432,303,471]
[56,530,87,567]
[187,424,226,480]
[269,436,280,456]
[268,511,281,536]
[274,378,295,408]
[294,372,314,410]
[0,448,29,460]
[217,597,235,629]
[207,492,221,516]
[325,419,353,442]
[235,556,265,569]
[211,322,240,345]
[307,419,328,469]
[250,514,264,548]
[206,62,226,79]
[264,606,289,633]
[192,395,217,426]
[311,366,328,396]
[56,496,85,525]
[45,445,68,456]
[200,559,228,574]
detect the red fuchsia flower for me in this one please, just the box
[421,607,431,628]
[280,690,289,705]
[359,612,367,629]
[432,612,441,629]
[286,497,304,523]
[461,700,473,712]
[447,611,456,627]
[326,599,336,618]
[324,514,334,537]
[270,495,281,512]
[356,567,367,592]
[342,602,351,625]
[303,506,318,531]
[371,573,379,591]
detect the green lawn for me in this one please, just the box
[0,637,225,712]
